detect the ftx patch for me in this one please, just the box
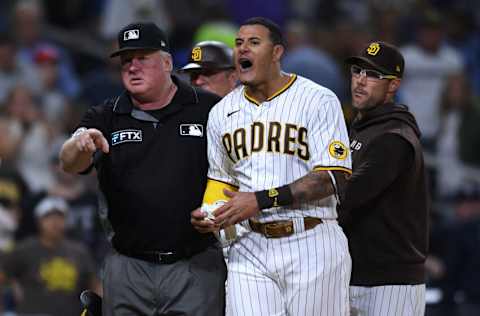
[111,129,142,146]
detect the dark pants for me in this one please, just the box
[103,246,226,316]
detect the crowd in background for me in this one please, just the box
[0,0,479,315]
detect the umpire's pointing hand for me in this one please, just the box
[60,128,109,174]
[74,128,109,154]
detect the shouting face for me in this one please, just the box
[234,24,283,87]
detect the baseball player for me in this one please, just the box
[180,40,238,97]
[192,17,352,316]
[339,42,429,315]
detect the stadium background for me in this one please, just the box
[0,0,479,315]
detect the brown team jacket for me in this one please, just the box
[339,102,430,285]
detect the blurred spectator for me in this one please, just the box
[0,115,30,243]
[0,150,28,314]
[32,141,109,264]
[325,20,372,123]
[177,20,239,69]
[425,209,453,316]
[442,190,480,316]
[34,44,73,130]
[327,19,372,68]
[0,1,15,32]
[225,0,289,28]
[461,30,480,98]
[282,20,346,101]
[2,196,100,316]
[0,33,40,105]
[193,21,238,49]
[445,10,480,98]
[0,203,17,253]
[42,0,103,32]
[0,115,23,164]
[290,0,323,21]
[436,73,480,197]
[165,1,230,65]
[0,131,26,251]
[314,0,370,27]
[100,0,171,39]
[369,7,403,45]
[3,85,56,192]
[399,9,464,152]
[12,0,81,98]
[79,39,123,107]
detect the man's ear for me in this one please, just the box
[272,44,285,63]
[228,70,238,82]
[388,78,402,94]
[163,53,173,72]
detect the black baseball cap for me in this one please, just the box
[110,22,169,58]
[181,41,234,71]
[345,41,405,78]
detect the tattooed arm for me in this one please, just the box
[291,170,334,203]
[212,170,349,227]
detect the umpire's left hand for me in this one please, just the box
[191,208,220,233]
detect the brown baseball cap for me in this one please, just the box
[345,41,405,78]
[110,22,170,57]
[181,41,234,71]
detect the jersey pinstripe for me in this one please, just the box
[207,74,352,223]
[350,285,426,316]
[227,221,351,316]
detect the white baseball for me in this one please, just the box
[201,200,226,221]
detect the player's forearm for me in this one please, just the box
[289,170,334,204]
[254,170,335,210]
[59,138,93,173]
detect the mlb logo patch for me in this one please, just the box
[111,129,142,146]
[179,124,203,137]
[123,29,139,41]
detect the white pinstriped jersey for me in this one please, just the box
[207,74,352,222]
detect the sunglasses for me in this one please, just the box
[350,65,397,80]
[189,68,229,80]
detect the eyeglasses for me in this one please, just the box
[350,65,397,80]
[189,68,229,81]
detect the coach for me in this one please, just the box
[59,22,226,315]
[180,40,238,97]
[339,41,430,316]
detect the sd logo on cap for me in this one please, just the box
[346,41,405,78]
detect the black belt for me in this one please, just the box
[125,251,184,264]
[118,245,207,264]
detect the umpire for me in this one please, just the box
[339,42,430,315]
[179,41,237,97]
[59,22,226,315]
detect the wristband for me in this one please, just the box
[255,185,293,210]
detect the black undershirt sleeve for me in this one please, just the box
[340,133,414,213]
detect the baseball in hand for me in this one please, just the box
[201,200,226,221]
